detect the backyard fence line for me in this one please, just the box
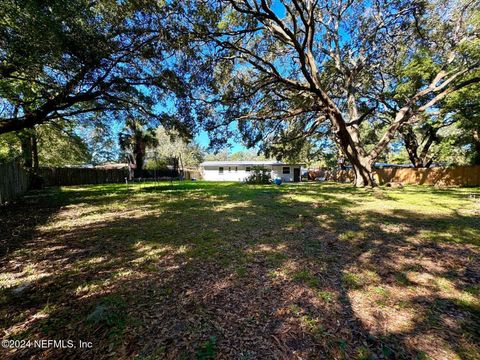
[0,161,30,205]
[308,165,480,187]
[0,164,202,196]
[38,167,202,186]
[38,167,130,186]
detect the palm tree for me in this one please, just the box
[119,118,158,178]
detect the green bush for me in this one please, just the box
[245,166,271,184]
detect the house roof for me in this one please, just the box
[200,160,306,167]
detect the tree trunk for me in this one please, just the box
[19,131,33,168]
[126,153,135,180]
[334,119,375,187]
[134,155,144,178]
[31,129,39,172]
[401,126,421,167]
[134,137,145,178]
[401,125,437,168]
[18,128,43,188]
[350,155,375,187]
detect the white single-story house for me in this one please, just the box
[200,161,305,182]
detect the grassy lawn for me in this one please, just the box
[1,181,479,359]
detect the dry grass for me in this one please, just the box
[0,181,479,359]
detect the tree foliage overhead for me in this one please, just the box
[189,0,480,185]
[0,0,210,136]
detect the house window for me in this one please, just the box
[283,166,290,174]
[235,166,238,172]
[219,167,224,174]
[246,167,251,172]
[228,167,231,172]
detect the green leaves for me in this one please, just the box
[0,0,213,137]
[395,49,441,100]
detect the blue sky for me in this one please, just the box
[105,118,248,155]
[195,129,247,152]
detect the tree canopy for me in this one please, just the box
[0,0,478,184]
[187,0,480,185]
[0,0,209,136]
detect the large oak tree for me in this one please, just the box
[191,0,480,186]
[0,0,208,136]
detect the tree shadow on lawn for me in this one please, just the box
[0,183,479,359]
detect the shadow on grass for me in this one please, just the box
[0,182,479,359]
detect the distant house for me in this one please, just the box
[200,161,305,182]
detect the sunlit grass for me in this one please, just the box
[1,181,479,359]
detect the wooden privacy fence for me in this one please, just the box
[1,164,202,204]
[309,165,480,187]
[375,165,480,186]
[37,167,201,186]
[38,167,129,186]
[0,161,30,205]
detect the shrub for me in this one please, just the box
[245,166,271,184]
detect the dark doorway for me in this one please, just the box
[293,167,300,182]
